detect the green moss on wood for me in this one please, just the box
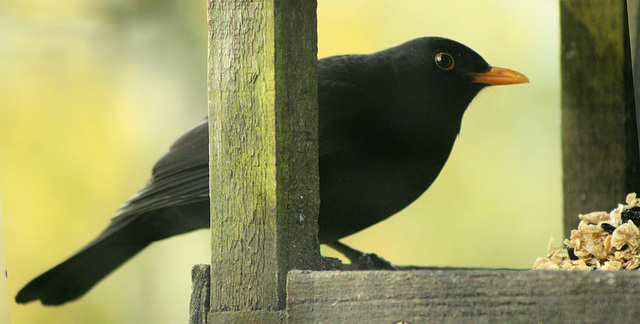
[205,0,321,315]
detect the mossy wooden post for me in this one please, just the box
[561,0,640,237]
[632,0,640,149]
[190,0,321,322]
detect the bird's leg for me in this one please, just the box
[326,241,396,270]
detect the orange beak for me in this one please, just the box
[468,66,529,86]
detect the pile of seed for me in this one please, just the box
[533,193,640,271]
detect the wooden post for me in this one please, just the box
[561,0,640,237]
[632,0,640,153]
[189,0,322,322]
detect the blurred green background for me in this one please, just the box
[1,0,561,322]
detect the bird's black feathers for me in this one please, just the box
[16,37,516,305]
[117,120,209,218]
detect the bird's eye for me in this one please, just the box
[435,52,455,71]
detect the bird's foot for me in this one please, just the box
[345,252,396,270]
[326,241,396,270]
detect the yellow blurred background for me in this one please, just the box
[1,0,561,322]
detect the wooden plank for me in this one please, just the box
[287,269,640,323]
[200,0,321,320]
[561,0,640,238]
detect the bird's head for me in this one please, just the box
[387,36,528,104]
[416,37,529,86]
[372,37,528,143]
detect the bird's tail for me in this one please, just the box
[15,215,151,306]
[15,200,209,305]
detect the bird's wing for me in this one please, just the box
[114,120,210,219]
[115,54,374,218]
[318,55,375,157]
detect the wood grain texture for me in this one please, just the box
[287,269,640,323]
[189,265,211,324]
[561,0,640,238]
[206,0,320,315]
[208,310,286,324]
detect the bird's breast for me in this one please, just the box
[317,137,456,242]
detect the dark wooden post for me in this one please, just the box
[561,0,640,237]
[190,0,322,322]
[632,0,640,153]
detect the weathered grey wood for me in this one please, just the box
[193,264,288,323]
[630,0,639,54]
[189,265,210,324]
[561,0,640,237]
[198,0,321,320]
[287,269,640,323]
[209,310,286,323]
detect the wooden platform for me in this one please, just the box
[191,266,640,323]
[287,269,640,322]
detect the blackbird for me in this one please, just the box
[15,37,528,306]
